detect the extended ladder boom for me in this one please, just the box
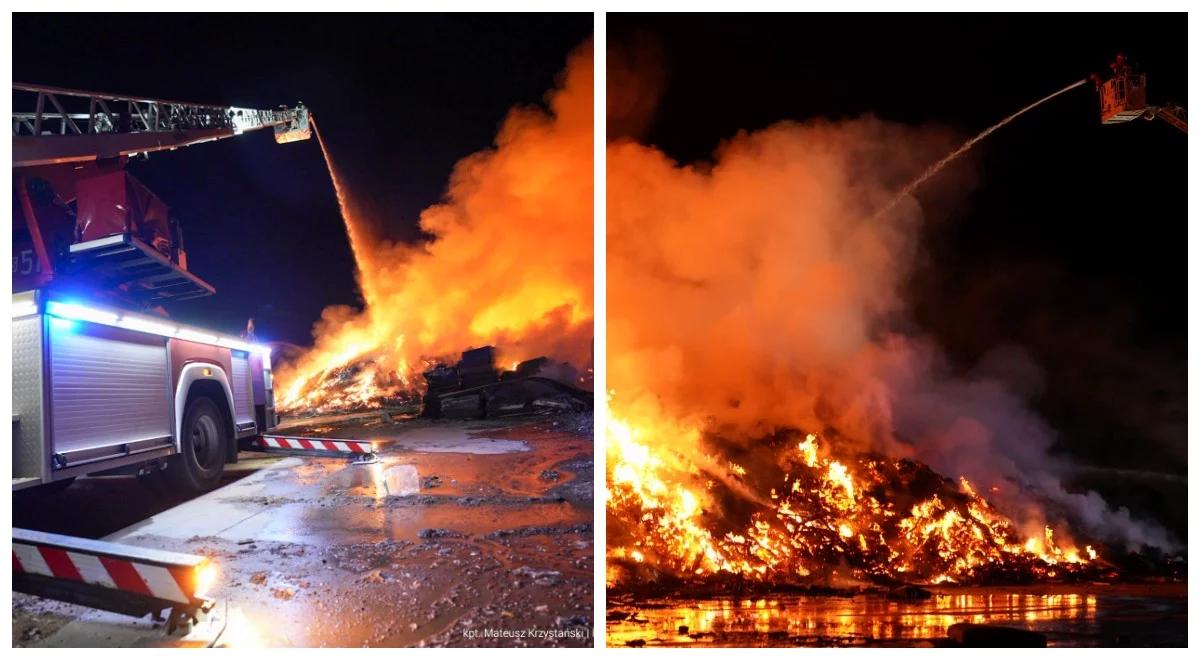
[12,83,310,167]
[1146,104,1187,134]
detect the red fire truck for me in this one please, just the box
[12,83,311,494]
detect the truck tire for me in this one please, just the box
[167,396,227,493]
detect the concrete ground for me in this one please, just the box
[13,412,594,647]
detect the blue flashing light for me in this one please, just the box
[253,344,273,369]
[49,317,78,333]
[46,300,119,325]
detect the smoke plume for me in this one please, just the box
[607,114,1175,552]
[277,42,593,410]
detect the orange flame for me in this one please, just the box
[605,110,1102,587]
[277,43,594,412]
[608,421,1099,586]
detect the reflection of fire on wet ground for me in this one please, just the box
[13,413,594,648]
[213,414,594,647]
[607,583,1187,647]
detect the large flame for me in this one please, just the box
[608,420,1098,586]
[277,43,594,412]
[604,112,1137,588]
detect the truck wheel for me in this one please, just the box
[167,396,227,493]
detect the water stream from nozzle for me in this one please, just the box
[873,79,1088,221]
[311,116,375,302]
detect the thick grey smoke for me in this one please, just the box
[608,113,1176,553]
[866,338,1177,551]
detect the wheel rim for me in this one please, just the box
[191,414,221,475]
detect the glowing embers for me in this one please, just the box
[607,416,730,577]
[607,422,1102,588]
[279,352,416,414]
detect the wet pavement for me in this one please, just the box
[13,413,594,647]
[607,582,1187,647]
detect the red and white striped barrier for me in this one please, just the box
[13,542,194,603]
[255,435,376,454]
[13,528,214,630]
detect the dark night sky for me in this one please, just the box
[609,14,1187,533]
[14,12,592,348]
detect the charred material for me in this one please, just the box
[421,347,592,420]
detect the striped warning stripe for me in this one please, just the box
[256,435,373,454]
[12,538,198,605]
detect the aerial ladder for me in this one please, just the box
[13,82,311,167]
[12,84,309,303]
[1094,54,1187,134]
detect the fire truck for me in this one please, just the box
[11,83,312,494]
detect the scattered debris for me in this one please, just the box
[514,567,563,587]
[14,413,595,648]
[418,528,465,540]
[420,347,593,420]
[358,569,394,584]
[485,523,592,539]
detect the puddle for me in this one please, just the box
[378,465,420,497]
[243,496,587,546]
[408,439,528,454]
[325,462,421,498]
[326,463,424,499]
[607,585,1189,647]
[383,428,530,455]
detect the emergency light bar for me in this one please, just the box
[18,295,272,365]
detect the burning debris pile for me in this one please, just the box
[281,358,420,412]
[605,73,1177,591]
[276,43,594,414]
[609,427,1107,590]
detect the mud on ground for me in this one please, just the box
[13,412,594,648]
